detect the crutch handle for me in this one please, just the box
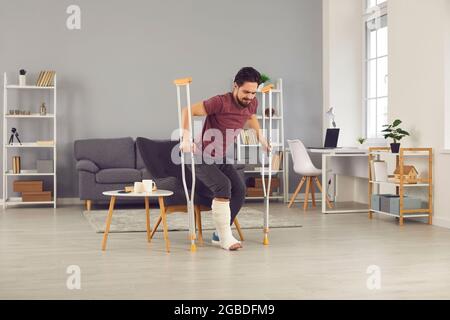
[261,84,274,93]
[173,77,193,85]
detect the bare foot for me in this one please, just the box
[228,242,243,251]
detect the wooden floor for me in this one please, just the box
[1,201,450,300]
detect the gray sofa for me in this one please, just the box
[74,137,153,209]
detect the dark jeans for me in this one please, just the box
[188,161,246,225]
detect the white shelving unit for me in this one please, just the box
[237,78,286,201]
[2,72,57,208]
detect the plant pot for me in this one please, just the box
[257,83,265,91]
[390,143,400,153]
[19,75,26,86]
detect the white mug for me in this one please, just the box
[133,182,145,193]
[142,179,156,193]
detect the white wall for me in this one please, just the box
[388,0,450,228]
[445,0,450,150]
[323,0,363,146]
[323,0,367,203]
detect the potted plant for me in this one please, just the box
[258,73,271,91]
[357,137,366,149]
[382,119,410,153]
[19,69,27,86]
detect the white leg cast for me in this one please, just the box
[211,200,241,250]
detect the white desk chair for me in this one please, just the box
[287,140,333,210]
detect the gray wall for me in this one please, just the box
[0,0,322,198]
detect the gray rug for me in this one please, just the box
[83,206,302,233]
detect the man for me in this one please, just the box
[180,67,270,251]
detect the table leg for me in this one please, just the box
[145,196,151,242]
[158,197,170,253]
[101,196,116,251]
[150,216,162,240]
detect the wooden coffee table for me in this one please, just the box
[101,189,173,252]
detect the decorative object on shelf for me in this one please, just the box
[9,109,31,115]
[36,70,56,87]
[257,73,271,91]
[12,156,21,174]
[357,137,366,145]
[393,165,418,184]
[246,177,280,197]
[326,107,337,128]
[264,108,276,117]
[372,160,388,182]
[22,191,52,202]
[382,119,410,153]
[8,128,22,145]
[19,69,26,86]
[39,102,47,116]
[37,160,53,173]
[13,180,43,193]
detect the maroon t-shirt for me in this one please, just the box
[197,92,258,158]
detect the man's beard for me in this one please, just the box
[236,96,252,108]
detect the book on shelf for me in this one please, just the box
[240,129,258,145]
[254,151,284,172]
[36,70,55,87]
[36,140,54,146]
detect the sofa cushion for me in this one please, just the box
[74,137,135,169]
[96,168,142,184]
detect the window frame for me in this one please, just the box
[362,0,388,143]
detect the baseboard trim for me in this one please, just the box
[432,216,450,229]
[57,198,84,205]
[0,198,83,205]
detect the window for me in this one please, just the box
[364,0,388,139]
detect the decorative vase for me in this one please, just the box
[40,103,47,116]
[19,75,26,86]
[390,143,400,153]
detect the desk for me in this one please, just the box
[309,148,369,214]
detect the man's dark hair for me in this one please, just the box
[234,67,262,87]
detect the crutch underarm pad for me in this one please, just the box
[173,77,193,85]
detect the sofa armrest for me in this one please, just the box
[76,159,100,173]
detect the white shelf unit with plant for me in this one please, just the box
[237,78,287,201]
[2,72,57,208]
[368,147,433,226]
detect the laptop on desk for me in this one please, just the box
[309,128,340,149]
